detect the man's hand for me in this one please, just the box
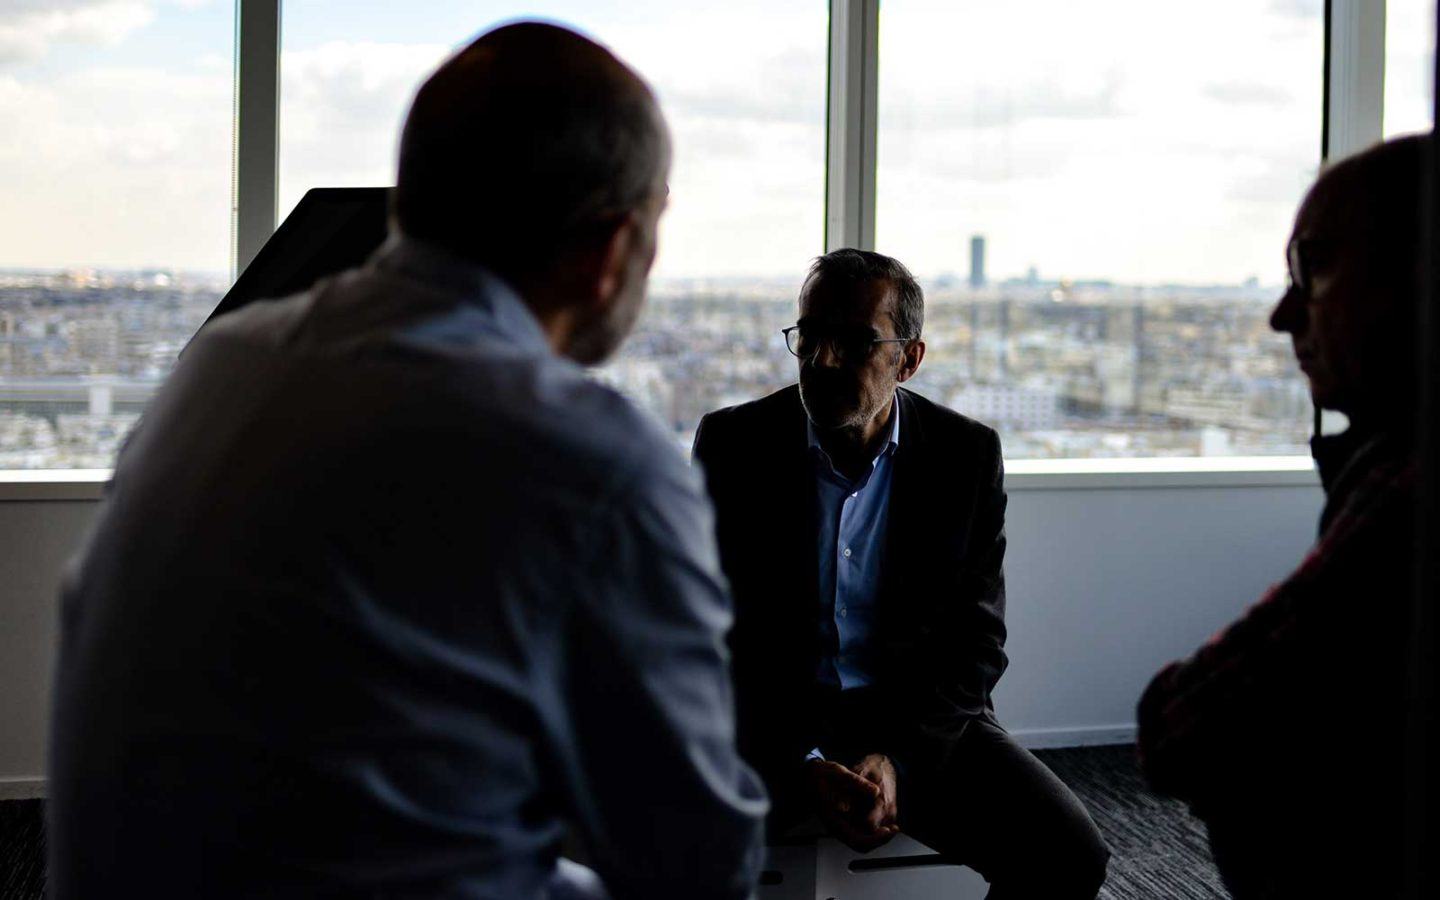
[805,756,900,852]
[851,753,899,838]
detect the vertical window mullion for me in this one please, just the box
[1326,0,1387,162]
[233,0,282,278]
[826,0,880,252]
[1317,0,1387,438]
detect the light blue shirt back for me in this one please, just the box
[47,235,767,900]
[809,397,900,690]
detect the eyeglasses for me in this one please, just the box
[1286,236,1332,295]
[782,324,913,364]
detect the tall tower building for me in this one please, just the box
[969,235,986,289]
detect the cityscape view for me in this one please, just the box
[0,239,1311,470]
[0,0,1353,471]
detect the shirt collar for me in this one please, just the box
[807,393,902,470]
[368,232,550,354]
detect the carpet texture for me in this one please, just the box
[0,800,44,900]
[1035,744,1229,899]
[0,744,1228,899]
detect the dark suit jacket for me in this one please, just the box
[693,384,1008,804]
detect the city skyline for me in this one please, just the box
[1,260,1311,469]
[0,236,1305,293]
[3,1,1430,469]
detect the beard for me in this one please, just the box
[567,280,647,366]
[799,366,891,431]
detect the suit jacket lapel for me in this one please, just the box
[882,389,924,605]
[783,388,820,619]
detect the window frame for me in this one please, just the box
[1,0,1392,490]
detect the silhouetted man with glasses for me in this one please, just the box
[693,249,1109,898]
[1138,132,1433,899]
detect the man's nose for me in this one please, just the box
[812,337,843,368]
[1270,285,1306,334]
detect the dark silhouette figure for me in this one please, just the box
[1138,132,1434,899]
[694,249,1110,899]
[46,23,767,900]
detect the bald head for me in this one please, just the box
[1271,131,1433,423]
[1299,132,1430,303]
[394,22,670,281]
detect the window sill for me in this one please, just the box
[0,470,110,501]
[1004,456,1318,490]
[0,457,1319,502]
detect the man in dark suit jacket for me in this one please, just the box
[694,249,1108,898]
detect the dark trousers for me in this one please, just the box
[900,719,1109,900]
[777,701,1109,900]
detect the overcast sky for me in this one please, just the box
[0,0,1433,285]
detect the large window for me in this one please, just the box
[280,1,828,453]
[0,1,234,468]
[877,0,1324,459]
[4,2,1429,471]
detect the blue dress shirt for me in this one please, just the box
[47,235,767,900]
[809,396,900,690]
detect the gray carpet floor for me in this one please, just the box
[0,744,1228,899]
[1034,745,1229,899]
[0,799,44,900]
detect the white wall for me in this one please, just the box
[997,481,1320,746]
[0,479,1323,796]
[0,500,92,797]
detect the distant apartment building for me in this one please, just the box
[949,383,1062,431]
[1163,386,1247,428]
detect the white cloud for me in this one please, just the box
[277,40,448,219]
[0,62,232,271]
[0,0,1342,285]
[873,0,1325,284]
[1203,82,1294,107]
[275,32,829,279]
[0,0,154,66]
[1268,0,1323,19]
[1382,0,1436,137]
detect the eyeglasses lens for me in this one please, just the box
[789,327,870,362]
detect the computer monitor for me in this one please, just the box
[202,187,391,326]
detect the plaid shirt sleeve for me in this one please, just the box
[1136,456,1417,808]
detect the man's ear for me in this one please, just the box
[592,212,639,307]
[896,339,926,383]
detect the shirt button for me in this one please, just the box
[839,608,848,617]
[850,492,857,499]
[843,548,852,559]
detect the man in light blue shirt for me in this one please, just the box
[48,23,766,900]
[810,397,900,690]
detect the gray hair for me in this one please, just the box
[805,248,924,340]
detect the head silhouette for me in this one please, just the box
[1270,132,1431,429]
[394,22,672,364]
[795,249,926,435]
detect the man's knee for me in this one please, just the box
[1033,807,1109,898]
[1069,827,1111,898]
[1023,768,1110,895]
